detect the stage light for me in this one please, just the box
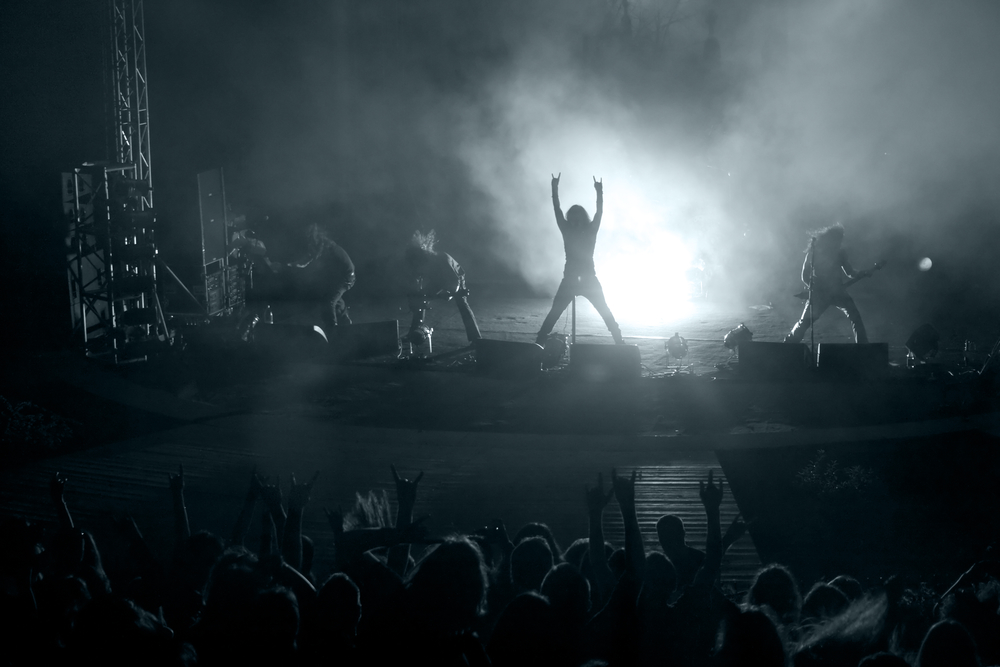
[918,257,932,271]
[723,323,753,350]
[666,332,688,360]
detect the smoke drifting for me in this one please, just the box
[460,0,1000,311]
[147,0,1000,331]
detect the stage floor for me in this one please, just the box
[2,294,996,592]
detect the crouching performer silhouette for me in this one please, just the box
[535,174,624,345]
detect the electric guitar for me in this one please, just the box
[793,261,885,300]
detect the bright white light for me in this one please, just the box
[918,257,932,271]
[594,183,697,325]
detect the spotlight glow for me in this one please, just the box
[918,257,932,271]
[593,183,698,325]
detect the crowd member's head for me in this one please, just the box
[406,536,488,633]
[640,552,676,605]
[939,584,1000,666]
[174,530,225,592]
[801,582,849,625]
[317,573,362,639]
[915,620,980,667]
[511,537,554,594]
[608,548,627,580]
[247,587,300,663]
[562,538,589,571]
[199,554,262,637]
[828,575,863,602]
[713,606,785,667]
[747,564,802,626]
[540,563,591,623]
[656,515,687,551]
[793,594,888,667]
[488,592,557,667]
[514,523,563,562]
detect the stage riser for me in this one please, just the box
[569,343,641,381]
[738,342,811,381]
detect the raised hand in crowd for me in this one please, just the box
[613,467,644,579]
[586,472,616,606]
[722,513,749,555]
[113,510,160,575]
[288,471,319,510]
[694,470,724,587]
[388,465,423,577]
[50,471,73,531]
[79,530,112,597]
[586,471,615,515]
[168,464,190,549]
[259,473,287,541]
[390,464,423,515]
[229,466,262,547]
[283,471,320,571]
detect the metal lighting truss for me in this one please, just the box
[65,0,164,362]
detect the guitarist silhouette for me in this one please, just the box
[784,224,873,344]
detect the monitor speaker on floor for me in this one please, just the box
[253,323,329,360]
[475,339,544,377]
[738,341,811,380]
[330,320,400,359]
[817,343,889,381]
[569,343,641,381]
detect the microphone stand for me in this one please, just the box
[808,237,816,368]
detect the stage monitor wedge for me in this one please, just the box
[738,341,811,381]
[331,320,400,360]
[570,343,641,381]
[475,339,544,377]
[253,323,329,361]
[818,343,889,382]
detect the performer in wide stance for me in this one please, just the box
[404,230,482,345]
[535,173,624,345]
[784,223,869,344]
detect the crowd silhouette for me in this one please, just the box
[1,465,998,666]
